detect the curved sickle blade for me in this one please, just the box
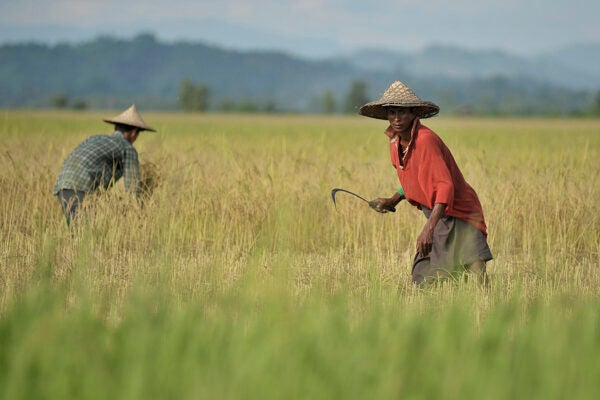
[331,188,369,210]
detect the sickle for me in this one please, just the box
[331,188,396,212]
[331,188,370,209]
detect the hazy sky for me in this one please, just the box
[1,0,599,57]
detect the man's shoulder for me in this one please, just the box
[72,133,132,156]
[415,124,442,143]
[79,133,115,145]
[91,132,131,146]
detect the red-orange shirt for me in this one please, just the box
[387,119,488,236]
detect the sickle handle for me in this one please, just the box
[368,200,396,213]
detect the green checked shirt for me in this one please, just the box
[53,132,142,196]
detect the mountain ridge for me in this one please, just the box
[0,33,597,114]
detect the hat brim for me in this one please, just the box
[359,101,440,120]
[103,118,156,132]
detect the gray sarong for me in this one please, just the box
[412,207,493,284]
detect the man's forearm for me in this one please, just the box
[416,203,446,257]
[425,203,446,230]
[389,191,404,205]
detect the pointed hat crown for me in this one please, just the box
[103,104,156,132]
[359,81,439,120]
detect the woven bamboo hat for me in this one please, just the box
[359,81,439,120]
[103,104,156,132]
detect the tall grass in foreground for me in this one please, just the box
[0,111,599,399]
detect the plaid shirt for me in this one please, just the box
[53,132,141,196]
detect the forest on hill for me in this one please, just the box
[1,33,598,116]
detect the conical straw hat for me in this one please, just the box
[103,104,156,132]
[359,81,439,120]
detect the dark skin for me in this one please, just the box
[122,127,140,144]
[372,106,487,283]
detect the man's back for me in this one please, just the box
[53,132,141,195]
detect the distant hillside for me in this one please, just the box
[0,33,361,110]
[344,44,600,90]
[0,33,597,115]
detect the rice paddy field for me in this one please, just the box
[1,110,599,399]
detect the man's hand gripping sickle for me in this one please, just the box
[369,198,396,213]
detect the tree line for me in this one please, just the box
[178,79,370,114]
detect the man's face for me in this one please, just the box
[387,107,415,135]
[125,128,140,144]
[131,128,140,143]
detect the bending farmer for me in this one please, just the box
[53,104,155,226]
[359,81,493,285]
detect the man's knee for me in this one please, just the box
[465,260,489,286]
[412,259,452,286]
[412,272,425,285]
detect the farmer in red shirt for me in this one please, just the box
[360,81,493,285]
